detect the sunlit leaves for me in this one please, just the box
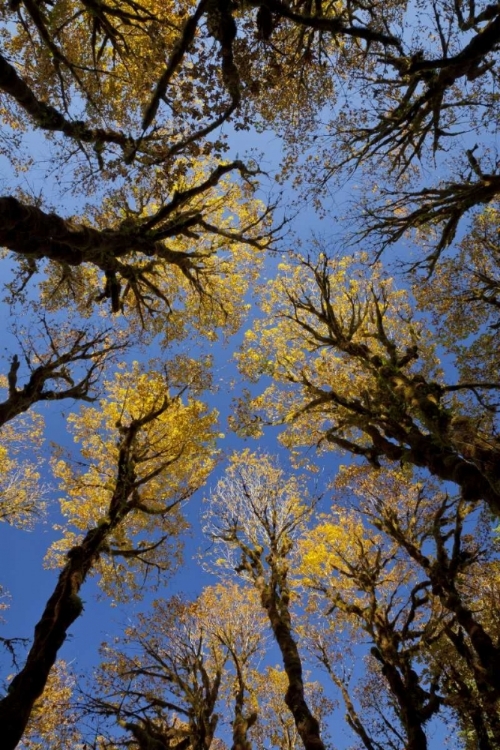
[235,250,439,448]
[46,359,218,597]
[0,402,46,530]
[204,449,315,576]
[87,583,267,750]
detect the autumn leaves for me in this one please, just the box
[0,0,499,748]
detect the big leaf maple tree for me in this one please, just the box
[0,0,499,748]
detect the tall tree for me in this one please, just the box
[292,460,500,750]
[0,358,219,750]
[1,1,500,748]
[204,451,327,750]
[235,251,500,513]
[80,583,267,750]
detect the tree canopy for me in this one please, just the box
[0,0,499,749]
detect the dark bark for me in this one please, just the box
[0,330,121,428]
[143,0,210,130]
[0,160,263,311]
[325,417,500,515]
[228,644,256,750]
[434,586,500,696]
[249,0,401,48]
[0,50,134,155]
[349,10,500,170]
[286,256,500,515]
[442,666,499,750]
[260,580,325,750]
[250,556,325,750]
[362,172,500,260]
[376,497,500,703]
[0,396,174,749]
[327,549,440,749]
[235,534,325,750]
[0,520,113,749]
[371,647,437,750]
[335,678,378,750]
[125,722,170,750]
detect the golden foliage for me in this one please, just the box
[47,358,219,598]
[0,394,46,530]
[18,661,83,750]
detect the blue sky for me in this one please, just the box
[0,25,495,744]
[0,109,358,744]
